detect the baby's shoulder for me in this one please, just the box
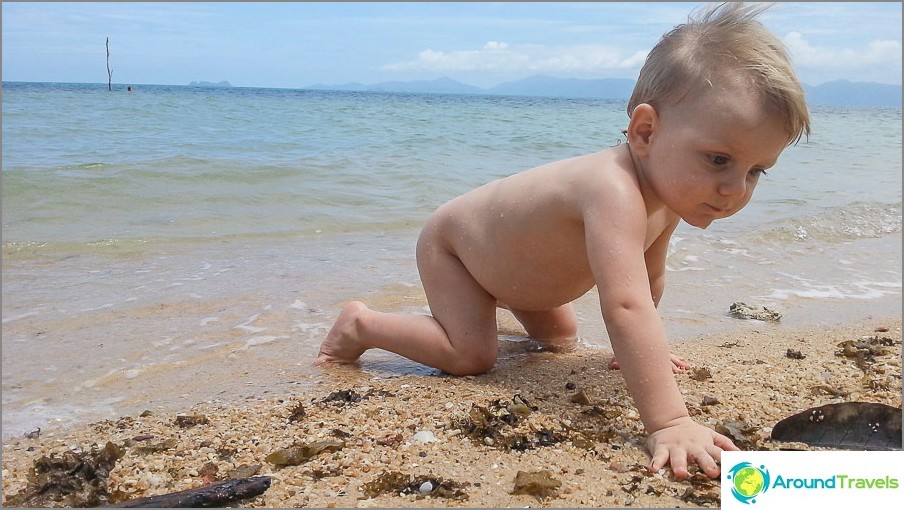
[569,148,640,192]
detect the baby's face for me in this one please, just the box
[643,83,789,229]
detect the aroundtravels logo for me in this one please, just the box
[722,451,904,508]
[726,462,771,504]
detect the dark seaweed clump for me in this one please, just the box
[5,442,124,508]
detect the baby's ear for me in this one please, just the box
[626,103,658,155]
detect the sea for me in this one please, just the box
[2,81,901,438]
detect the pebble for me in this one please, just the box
[412,430,437,443]
[419,481,434,494]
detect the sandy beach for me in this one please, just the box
[2,316,900,508]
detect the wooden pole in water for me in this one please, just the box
[106,37,112,91]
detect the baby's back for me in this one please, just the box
[429,149,621,310]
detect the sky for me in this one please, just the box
[2,2,902,89]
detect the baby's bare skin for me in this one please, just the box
[317,79,791,479]
[319,147,688,369]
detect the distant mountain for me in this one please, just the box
[188,80,233,88]
[489,75,635,99]
[304,75,902,108]
[370,77,485,95]
[804,80,902,108]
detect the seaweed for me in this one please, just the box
[451,396,566,451]
[715,420,761,450]
[5,441,124,508]
[264,441,344,466]
[511,470,561,500]
[786,349,806,359]
[173,415,209,428]
[286,401,306,423]
[320,388,394,407]
[321,389,364,405]
[689,367,713,381]
[679,487,720,507]
[132,438,177,455]
[359,471,468,500]
[835,335,898,372]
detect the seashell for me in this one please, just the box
[412,430,437,443]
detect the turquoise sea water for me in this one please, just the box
[2,81,901,437]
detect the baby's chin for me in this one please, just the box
[682,216,715,229]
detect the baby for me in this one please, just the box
[316,2,810,479]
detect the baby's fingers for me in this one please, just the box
[654,446,690,479]
[694,448,722,478]
[669,454,690,479]
[648,446,671,474]
[712,432,741,451]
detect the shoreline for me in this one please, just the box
[2,316,901,508]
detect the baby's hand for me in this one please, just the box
[645,417,739,479]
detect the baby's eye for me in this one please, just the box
[709,154,729,166]
[749,168,768,178]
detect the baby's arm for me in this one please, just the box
[606,223,690,372]
[643,221,692,372]
[583,198,737,478]
[644,221,675,308]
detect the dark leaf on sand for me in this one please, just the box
[715,420,760,450]
[771,402,902,450]
[265,441,344,466]
[511,470,562,499]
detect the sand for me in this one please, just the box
[2,316,901,508]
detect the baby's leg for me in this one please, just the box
[316,232,499,376]
[315,301,372,365]
[507,304,579,352]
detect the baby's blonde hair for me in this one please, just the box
[628,2,810,144]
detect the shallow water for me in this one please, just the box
[2,82,901,437]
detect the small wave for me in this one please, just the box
[753,202,901,243]
[764,280,901,301]
[58,162,107,170]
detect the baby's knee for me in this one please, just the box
[557,319,579,339]
[443,351,496,376]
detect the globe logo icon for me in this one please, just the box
[727,462,770,504]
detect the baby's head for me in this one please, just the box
[628,2,810,145]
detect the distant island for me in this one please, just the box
[305,75,902,109]
[188,80,233,88]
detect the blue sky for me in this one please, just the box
[2,2,901,89]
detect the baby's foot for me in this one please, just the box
[314,301,369,366]
[608,353,691,373]
[525,336,578,353]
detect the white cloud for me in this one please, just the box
[783,31,902,71]
[380,42,647,76]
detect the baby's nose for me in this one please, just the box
[718,176,747,197]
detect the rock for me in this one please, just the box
[570,390,593,406]
[729,302,782,322]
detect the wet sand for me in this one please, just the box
[2,317,901,508]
